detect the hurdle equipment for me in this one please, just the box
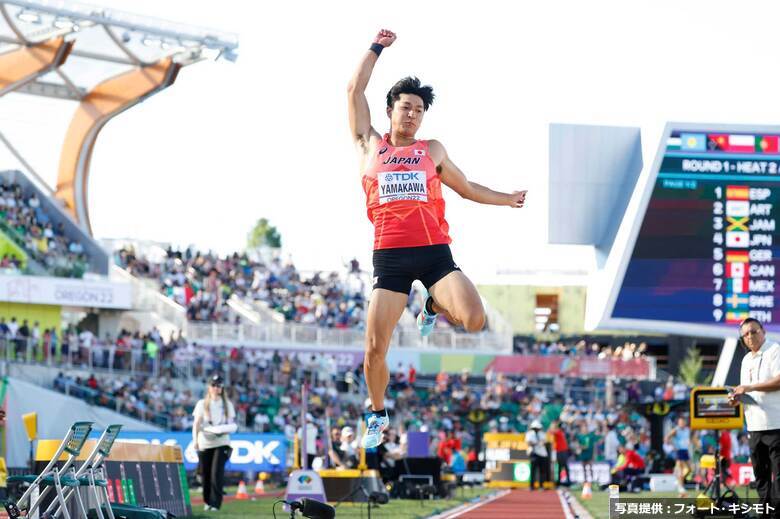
[5,421,94,519]
[42,424,123,519]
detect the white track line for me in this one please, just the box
[562,489,594,519]
[557,489,575,519]
[427,489,511,519]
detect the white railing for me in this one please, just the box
[183,320,513,352]
[111,265,187,329]
[229,295,285,324]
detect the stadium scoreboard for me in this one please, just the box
[613,128,780,332]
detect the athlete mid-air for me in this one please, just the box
[348,29,527,448]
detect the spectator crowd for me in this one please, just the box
[5,308,738,493]
[0,178,88,278]
[115,246,367,327]
[36,331,721,491]
[51,348,736,492]
[515,338,649,360]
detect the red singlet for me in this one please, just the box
[362,134,451,250]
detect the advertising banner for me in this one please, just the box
[729,463,754,486]
[565,462,611,485]
[488,355,652,379]
[118,431,287,472]
[0,275,132,309]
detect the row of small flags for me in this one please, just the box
[668,133,780,153]
[724,185,750,323]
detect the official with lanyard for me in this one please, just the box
[192,374,237,511]
[729,318,780,517]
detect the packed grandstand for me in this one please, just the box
[5,315,738,488]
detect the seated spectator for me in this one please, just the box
[328,427,344,468]
[337,427,359,468]
[610,444,646,492]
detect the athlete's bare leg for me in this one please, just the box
[364,289,407,411]
[428,271,485,332]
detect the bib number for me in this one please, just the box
[378,171,427,204]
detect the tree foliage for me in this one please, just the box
[247,218,281,250]
[679,347,713,386]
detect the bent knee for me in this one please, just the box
[463,311,486,333]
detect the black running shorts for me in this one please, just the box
[372,244,461,294]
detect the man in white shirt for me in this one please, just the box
[729,318,780,517]
[296,413,318,469]
[526,420,549,491]
[6,318,17,338]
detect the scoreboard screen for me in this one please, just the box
[612,127,779,332]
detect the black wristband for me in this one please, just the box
[369,43,384,56]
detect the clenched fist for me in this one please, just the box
[507,190,527,208]
[373,29,396,48]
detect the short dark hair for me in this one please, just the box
[386,76,434,111]
[740,318,764,330]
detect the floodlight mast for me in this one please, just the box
[0,0,238,233]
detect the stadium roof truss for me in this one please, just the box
[0,0,237,233]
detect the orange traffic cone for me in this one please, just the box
[254,478,265,495]
[581,481,592,500]
[236,480,249,500]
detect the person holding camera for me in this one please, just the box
[192,374,237,512]
[729,318,780,517]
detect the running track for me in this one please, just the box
[443,489,569,519]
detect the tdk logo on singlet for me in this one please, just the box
[378,170,427,205]
[385,172,421,182]
[382,155,422,166]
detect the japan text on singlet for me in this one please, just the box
[362,135,451,250]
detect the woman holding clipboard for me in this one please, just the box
[193,374,237,511]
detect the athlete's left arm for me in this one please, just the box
[430,140,526,207]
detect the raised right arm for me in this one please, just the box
[347,29,396,153]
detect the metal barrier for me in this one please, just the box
[1,337,171,428]
[0,337,162,378]
[183,321,513,352]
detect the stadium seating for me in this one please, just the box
[0,170,109,277]
[115,245,367,326]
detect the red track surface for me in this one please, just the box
[455,490,566,519]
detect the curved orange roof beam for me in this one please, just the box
[0,37,72,93]
[55,58,180,233]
